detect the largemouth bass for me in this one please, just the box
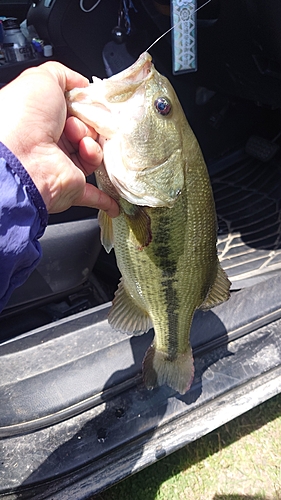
[66,52,231,394]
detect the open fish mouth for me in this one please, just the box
[91,51,154,106]
[67,52,153,102]
[66,52,153,138]
[108,52,153,84]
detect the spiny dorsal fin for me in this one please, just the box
[108,278,153,335]
[120,199,152,250]
[200,262,231,311]
[98,210,114,253]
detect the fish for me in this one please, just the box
[66,51,231,394]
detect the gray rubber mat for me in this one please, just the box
[212,152,281,288]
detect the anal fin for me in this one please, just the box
[200,262,231,311]
[108,278,152,335]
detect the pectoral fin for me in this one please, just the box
[200,262,231,311]
[98,209,114,253]
[108,278,152,335]
[143,345,195,395]
[120,199,152,249]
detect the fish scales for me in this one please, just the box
[66,52,231,394]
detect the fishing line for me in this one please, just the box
[79,0,102,13]
[145,0,213,52]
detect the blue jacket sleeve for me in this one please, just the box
[0,142,48,312]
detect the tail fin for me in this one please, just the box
[142,345,194,395]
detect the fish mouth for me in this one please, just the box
[66,52,153,137]
[101,51,153,103]
[108,51,153,84]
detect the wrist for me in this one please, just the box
[0,136,52,210]
[0,141,48,227]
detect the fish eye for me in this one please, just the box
[154,97,172,116]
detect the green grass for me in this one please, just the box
[93,393,281,500]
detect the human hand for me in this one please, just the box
[0,62,119,217]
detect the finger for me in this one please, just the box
[62,120,103,174]
[77,183,119,218]
[78,136,103,173]
[41,61,90,91]
[63,65,90,90]
[64,116,98,143]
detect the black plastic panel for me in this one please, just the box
[1,280,281,497]
[1,273,281,438]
